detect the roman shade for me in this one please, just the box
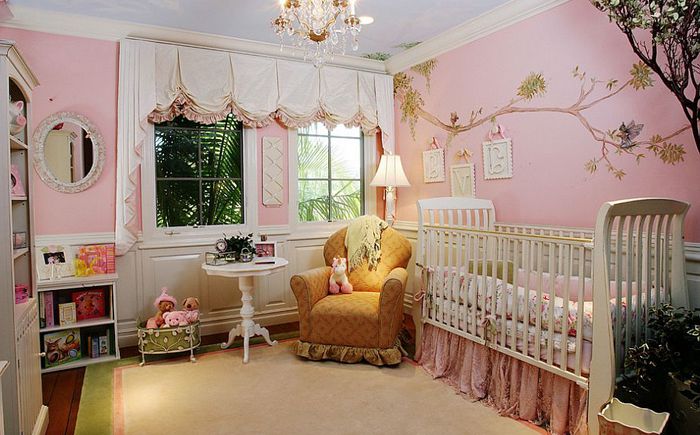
[116,39,394,254]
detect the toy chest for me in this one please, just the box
[136,321,201,366]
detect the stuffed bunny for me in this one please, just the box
[9,100,25,136]
[329,257,353,294]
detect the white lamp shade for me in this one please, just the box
[370,154,410,187]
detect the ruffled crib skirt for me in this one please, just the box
[418,324,588,435]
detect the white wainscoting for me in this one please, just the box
[113,229,351,345]
[39,225,700,347]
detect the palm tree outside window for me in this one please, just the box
[297,123,364,222]
[154,114,244,228]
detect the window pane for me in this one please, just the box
[331,180,361,221]
[155,129,199,178]
[299,123,328,136]
[331,124,360,137]
[330,138,361,179]
[200,128,242,179]
[201,179,243,225]
[156,180,199,227]
[298,135,328,179]
[298,180,329,222]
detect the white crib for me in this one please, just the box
[413,197,690,434]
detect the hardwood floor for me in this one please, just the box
[42,317,416,435]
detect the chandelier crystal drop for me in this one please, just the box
[272,0,362,67]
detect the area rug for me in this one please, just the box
[74,332,299,435]
[109,342,536,435]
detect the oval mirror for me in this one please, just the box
[33,112,105,193]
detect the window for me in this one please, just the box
[297,123,364,222]
[154,114,244,228]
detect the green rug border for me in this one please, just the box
[74,331,299,435]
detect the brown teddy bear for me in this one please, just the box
[146,287,177,328]
[182,296,200,323]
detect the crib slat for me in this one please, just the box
[614,216,625,372]
[470,234,479,336]
[575,245,585,377]
[634,215,646,347]
[490,236,499,343]
[523,240,532,361]
[643,215,654,341]
[625,215,636,356]
[561,244,572,374]
[546,243,556,366]
[480,234,488,336]
[501,238,510,346]
[511,239,520,352]
[663,215,671,305]
[534,242,544,362]
[654,215,663,309]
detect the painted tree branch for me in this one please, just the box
[592,0,700,153]
[395,62,691,179]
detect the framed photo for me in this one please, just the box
[10,164,25,197]
[422,148,445,183]
[482,138,513,179]
[36,245,74,280]
[255,241,276,258]
[450,164,476,198]
[12,231,27,249]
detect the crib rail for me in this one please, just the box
[419,223,593,386]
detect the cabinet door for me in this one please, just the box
[16,304,43,435]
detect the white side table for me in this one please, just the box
[202,257,288,363]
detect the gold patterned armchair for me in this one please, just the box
[290,225,412,365]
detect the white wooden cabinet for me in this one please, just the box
[0,40,48,435]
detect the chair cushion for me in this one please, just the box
[309,292,380,348]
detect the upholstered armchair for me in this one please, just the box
[290,225,412,365]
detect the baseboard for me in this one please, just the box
[31,405,49,435]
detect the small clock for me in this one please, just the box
[215,239,228,253]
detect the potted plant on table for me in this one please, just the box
[224,233,254,262]
[618,304,700,434]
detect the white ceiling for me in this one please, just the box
[15,0,512,57]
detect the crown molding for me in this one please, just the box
[385,0,572,74]
[3,5,387,74]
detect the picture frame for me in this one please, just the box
[254,241,277,258]
[450,164,476,198]
[422,148,445,183]
[12,231,27,249]
[36,245,74,280]
[482,138,513,180]
[10,164,25,197]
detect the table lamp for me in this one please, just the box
[370,154,410,226]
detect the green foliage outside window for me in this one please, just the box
[154,114,244,228]
[298,124,364,222]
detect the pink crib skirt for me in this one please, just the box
[419,324,588,435]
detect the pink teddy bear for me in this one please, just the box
[329,257,353,294]
[162,310,189,327]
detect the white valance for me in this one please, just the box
[116,39,394,254]
[148,43,394,146]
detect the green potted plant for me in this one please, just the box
[619,304,700,434]
[224,232,254,261]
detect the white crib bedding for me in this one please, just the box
[428,266,663,342]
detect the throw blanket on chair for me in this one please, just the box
[345,215,388,271]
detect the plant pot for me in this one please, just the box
[666,373,700,435]
[598,398,669,435]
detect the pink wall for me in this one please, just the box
[395,0,700,241]
[0,27,119,235]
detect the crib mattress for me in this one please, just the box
[428,266,663,342]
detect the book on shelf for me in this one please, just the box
[45,292,55,327]
[39,292,45,328]
[43,329,81,367]
[58,302,76,326]
[99,335,109,355]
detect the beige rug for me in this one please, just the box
[114,342,539,435]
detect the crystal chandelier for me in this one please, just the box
[272,0,362,67]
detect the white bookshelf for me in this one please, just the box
[37,274,120,373]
